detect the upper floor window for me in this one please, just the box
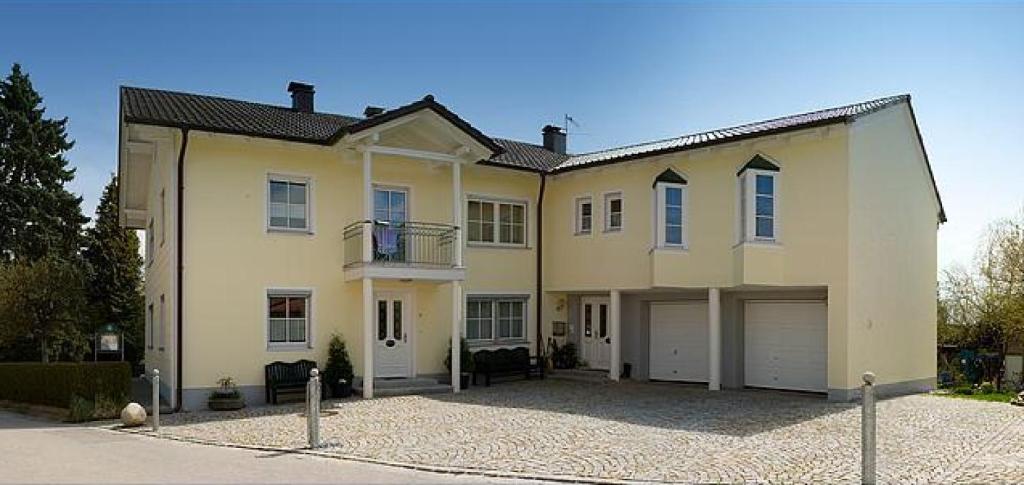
[604,192,623,232]
[654,169,688,248]
[738,155,780,243]
[268,176,309,231]
[467,198,526,246]
[268,291,311,349]
[575,196,592,235]
[159,189,166,246]
[146,218,154,266]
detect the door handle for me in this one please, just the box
[605,337,611,344]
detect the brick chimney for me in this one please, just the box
[287,82,315,113]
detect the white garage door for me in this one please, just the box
[649,302,709,382]
[744,301,827,392]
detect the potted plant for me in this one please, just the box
[323,334,354,398]
[444,337,474,389]
[208,377,245,411]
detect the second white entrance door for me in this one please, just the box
[374,291,413,378]
[581,297,611,370]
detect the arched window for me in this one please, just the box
[737,155,780,242]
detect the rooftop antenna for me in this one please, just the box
[564,114,580,151]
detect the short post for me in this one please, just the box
[151,369,160,432]
[861,371,876,485]
[306,368,320,449]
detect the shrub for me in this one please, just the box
[0,362,130,420]
[551,342,578,369]
[211,377,241,399]
[952,386,975,395]
[978,382,996,394]
[323,334,354,387]
[444,338,475,373]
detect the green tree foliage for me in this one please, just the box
[83,175,144,366]
[0,63,87,262]
[0,258,89,362]
[941,212,1024,389]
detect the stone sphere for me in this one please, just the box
[120,402,147,427]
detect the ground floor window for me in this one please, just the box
[466,296,527,344]
[268,291,311,348]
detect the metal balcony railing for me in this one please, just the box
[343,220,457,269]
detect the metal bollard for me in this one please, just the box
[861,371,876,485]
[151,369,160,432]
[306,368,320,448]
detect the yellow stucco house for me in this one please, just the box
[118,83,944,410]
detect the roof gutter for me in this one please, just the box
[174,128,189,412]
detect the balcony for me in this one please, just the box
[343,220,465,281]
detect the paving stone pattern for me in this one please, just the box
[146,380,1024,483]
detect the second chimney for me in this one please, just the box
[542,125,566,154]
[287,82,315,113]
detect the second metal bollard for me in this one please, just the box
[152,369,160,432]
[861,371,876,485]
[306,368,320,448]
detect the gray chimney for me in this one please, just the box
[364,106,385,117]
[542,125,566,154]
[287,82,315,113]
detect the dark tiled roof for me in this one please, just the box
[488,138,570,171]
[121,87,361,144]
[555,95,909,171]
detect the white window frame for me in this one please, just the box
[266,288,314,351]
[574,195,593,235]
[603,191,623,233]
[158,294,165,351]
[655,182,687,249]
[159,189,166,247]
[266,173,313,234]
[146,303,154,350]
[466,196,528,248]
[464,294,529,345]
[146,218,154,267]
[739,170,780,243]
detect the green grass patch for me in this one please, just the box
[935,390,1017,403]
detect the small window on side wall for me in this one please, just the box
[737,155,780,243]
[575,196,592,235]
[268,176,310,232]
[604,192,623,232]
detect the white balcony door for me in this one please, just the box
[374,291,413,378]
[581,297,611,370]
[373,187,408,263]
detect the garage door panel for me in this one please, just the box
[650,302,709,382]
[744,301,827,392]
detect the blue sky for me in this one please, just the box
[2,1,1022,271]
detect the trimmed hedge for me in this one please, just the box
[0,362,131,421]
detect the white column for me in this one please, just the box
[361,149,373,263]
[452,161,463,267]
[362,277,375,398]
[708,287,721,391]
[451,281,462,392]
[610,289,621,381]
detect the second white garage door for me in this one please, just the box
[744,301,827,392]
[649,302,709,382]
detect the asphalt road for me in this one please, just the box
[0,410,532,484]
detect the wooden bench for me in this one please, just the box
[472,347,544,386]
[264,359,317,404]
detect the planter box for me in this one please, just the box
[208,396,245,411]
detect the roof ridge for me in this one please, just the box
[568,94,908,160]
[120,85,361,121]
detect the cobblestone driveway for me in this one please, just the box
[144,380,1024,483]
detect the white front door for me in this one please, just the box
[581,297,611,370]
[649,302,709,382]
[744,300,827,392]
[374,291,413,378]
